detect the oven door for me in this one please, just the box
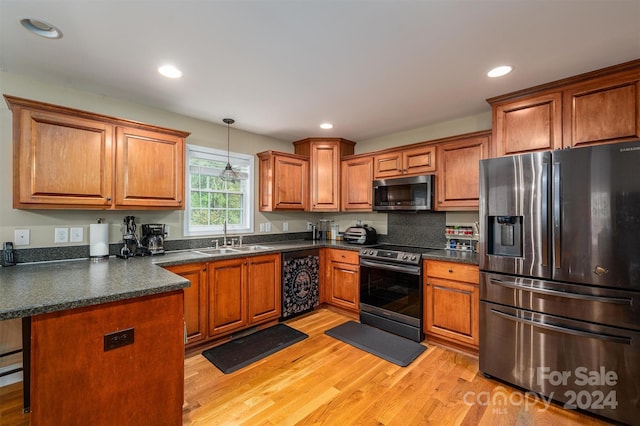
[359,258,422,325]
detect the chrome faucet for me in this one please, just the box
[223,220,228,246]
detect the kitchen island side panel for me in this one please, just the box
[30,290,184,426]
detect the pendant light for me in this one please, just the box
[220,118,237,182]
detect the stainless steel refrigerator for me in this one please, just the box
[479,141,640,425]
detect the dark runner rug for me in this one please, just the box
[202,324,308,374]
[325,321,426,367]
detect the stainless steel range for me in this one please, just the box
[359,245,424,342]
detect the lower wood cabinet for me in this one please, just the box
[424,260,479,352]
[164,262,207,345]
[324,249,360,313]
[165,254,281,347]
[30,291,184,426]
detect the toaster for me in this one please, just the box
[343,225,377,245]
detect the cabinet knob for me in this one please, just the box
[448,269,453,273]
[106,196,111,201]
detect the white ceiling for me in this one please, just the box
[1,1,639,143]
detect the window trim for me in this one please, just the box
[184,144,254,237]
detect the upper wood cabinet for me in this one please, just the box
[257,151,309,211]
[436,131,491,210]
[563,70,640,148]
[115,126,185,208]
[293,138,355,211]
[341,154,373,211]
[373,144,436,179]
[5,95,189,210]
[488,59,640,156]
[492,92,562,156]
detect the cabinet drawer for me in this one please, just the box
[425,260,479,284]
[326,249,359,265]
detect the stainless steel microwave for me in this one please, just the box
[373,175,433,211]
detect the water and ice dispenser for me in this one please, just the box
[487,216,523,257]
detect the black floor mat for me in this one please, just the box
[202,324,308,374]
[325,321,426,367]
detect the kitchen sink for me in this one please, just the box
[193,247,241,256]
[233,245,274,252]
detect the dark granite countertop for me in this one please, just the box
[0,257,190,320]
[1,239,477,320]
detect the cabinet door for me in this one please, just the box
[208,258,248,337]
[563,72,640,148]
[115,126,185,209]
[373,151,403,178]
[275,155,308,209]
[164,263,207,345]
[402,145,436,175]
[328,261,359,312]
[341,156,373,211]
[13,108,114,208]
[258,152,308,211]
[309,141,341,211]
[424,276,479,348]
[248,254,281,324]
[493,92,563,156]
[436,134,490,210]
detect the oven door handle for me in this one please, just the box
[489,308,631,345]
[489,278,632,305]
[359,259,421,275]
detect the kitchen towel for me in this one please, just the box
[89,223,109,259]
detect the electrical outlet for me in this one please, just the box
[55,227,69,243]
[14,229,30,246]
[265,222,272,232]
[70,227,84,242]
[307,222,314,231]
[283,222,288,231]
[259,223,265,232]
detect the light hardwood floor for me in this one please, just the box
[1,308,613,425]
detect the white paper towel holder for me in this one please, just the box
[90,218,110,262]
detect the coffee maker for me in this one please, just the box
[141,224,167,255]
[117,216,149,258]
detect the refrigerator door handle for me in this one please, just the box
[489,308,631,345]
[553,162,561,269]
[489,278,633,305]
[541,162,549,267]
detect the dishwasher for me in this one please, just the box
[281,249,320,320]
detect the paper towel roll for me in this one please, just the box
[90,223,109,259]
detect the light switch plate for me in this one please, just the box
[55,227,69,243]
[14,229,30,246]
[70,227,84,242]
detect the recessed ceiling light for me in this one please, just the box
[158,65,183,79]
[20,18,63,39]
[487,65,513,78]
[320,123,333,130]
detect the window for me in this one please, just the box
[185,144,254,236]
